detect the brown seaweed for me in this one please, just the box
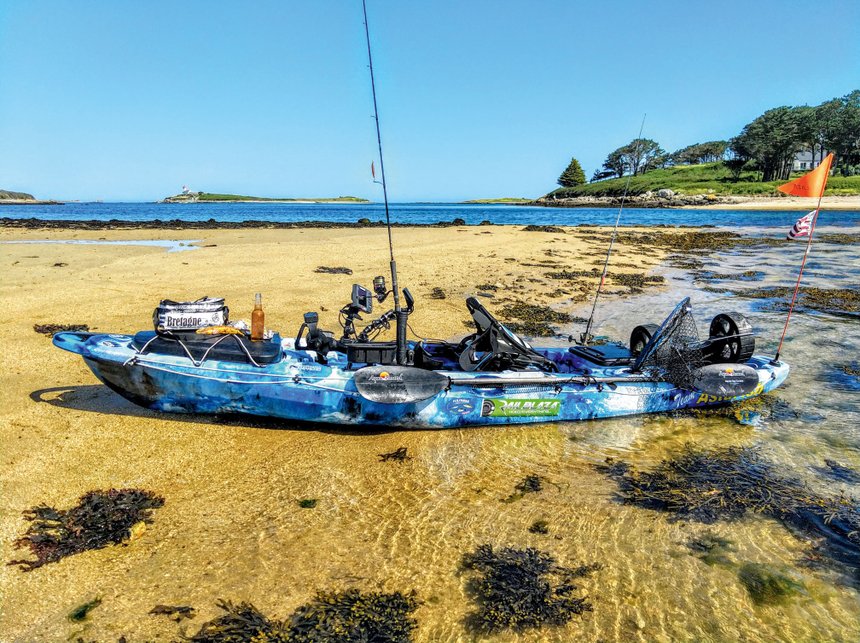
[314,266,353,275]
[611,272,665,291]
[186,590,419,643]
[503,475,545,503]
[9,489,164,570]
[33,323,89,336]
[184,600,287,642]
[461,545,598,634]
[598,445,860,582]
[738,286,860,315]
[528,519,550,534]
[522,225,565,233]
[287,589,419,643]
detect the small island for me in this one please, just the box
[161,189,369,204]
[0,189,63,205]
[462,197,532,204]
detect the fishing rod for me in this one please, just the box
[579,114,647,345]
[362,0,410,364]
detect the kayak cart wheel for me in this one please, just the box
[630,323,660,355]
[707,312,755,363]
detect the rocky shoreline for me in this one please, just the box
[530,191,721,209]
[528,193,860,210]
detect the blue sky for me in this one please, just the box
[1,0,858,202]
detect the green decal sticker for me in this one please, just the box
[480,398,561,418]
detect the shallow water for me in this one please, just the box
[3,200,859,228]
[1,227,858,642]
[0,239,200,252]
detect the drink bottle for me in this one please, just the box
[251,293,265,340]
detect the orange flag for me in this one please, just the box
[778,153,834,197]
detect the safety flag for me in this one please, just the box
[371,161,376,180]
[772,153,834,363]
[777,153,833,198]
[787,210,816,240]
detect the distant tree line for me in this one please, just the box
[559,90,859,186]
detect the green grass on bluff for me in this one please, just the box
[547,163,860,198]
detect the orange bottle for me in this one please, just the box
[251,293,265,340]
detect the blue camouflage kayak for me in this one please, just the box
[53,296,788,428]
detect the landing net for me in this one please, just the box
[634,297,704,390]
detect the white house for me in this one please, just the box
[792,150,829,172]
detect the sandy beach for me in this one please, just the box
[1,224,858,642]
[685,195,860,211]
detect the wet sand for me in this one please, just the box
[1,225,858,642]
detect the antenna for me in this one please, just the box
[580,114,647,345]
[362,0,407,364]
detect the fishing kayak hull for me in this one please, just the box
[54,332,789,428]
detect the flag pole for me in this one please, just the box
[771,155,832,364]
[772,202,820,363]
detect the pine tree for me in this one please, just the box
[557,157,587,187]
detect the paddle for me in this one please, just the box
[354,365,449,404]
[690,363,761,397]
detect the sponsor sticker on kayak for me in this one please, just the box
[481,398,561,418]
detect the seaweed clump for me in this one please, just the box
[10,489,164,570]
[288,589,419,642]
[739,286,860,315]
[597,446,860,580]
[611,272,665,291]
[33,323,89,336]
[499,302,573,337]
[185,600,288,642]
[522,225,565,233]
[314,266,353,275]
[503,474,545,503]
[737,563,804,606]
[461,545,598,634]
[528,519,550,534]
[186,590,420,643]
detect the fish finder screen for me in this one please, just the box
[352,284,374,313]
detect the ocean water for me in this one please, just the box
[2,200,859,227]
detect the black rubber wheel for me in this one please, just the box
[630,323,660,355]
[708,312,755,363]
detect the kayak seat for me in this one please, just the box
[132,330,282,365]
[413,342,445,370]
[568,344,634,367]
